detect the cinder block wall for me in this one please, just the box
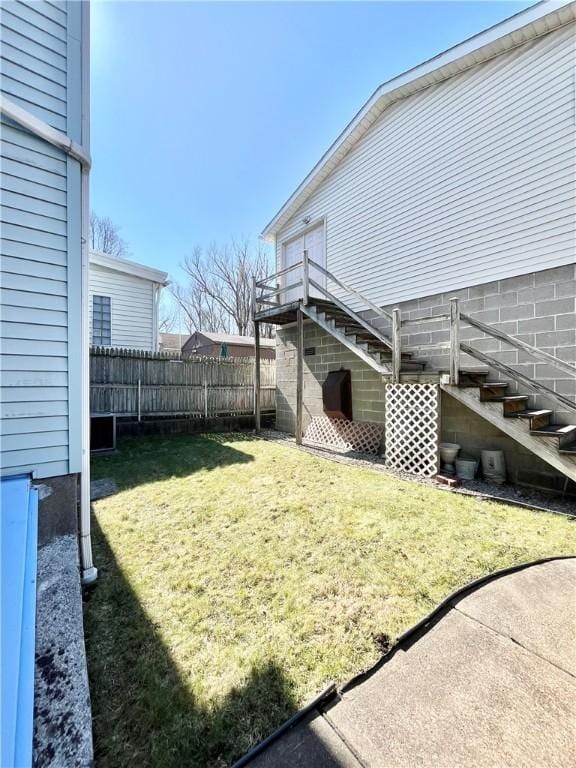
[441,392,573,494]
[275,264,575,493]
[370,264,576,425]
[276,322,386,436]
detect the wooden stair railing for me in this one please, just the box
[448,298,576,415]
[441,297,576,480]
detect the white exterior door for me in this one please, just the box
[282,222,325,303]
[283,236,303,303]
[303,223,326,298]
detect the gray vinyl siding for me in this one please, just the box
[275,23,576,310]
[0,0,83,479]
[89,264,157,351]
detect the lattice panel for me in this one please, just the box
[304,417,385,454]
[385,384,440,476]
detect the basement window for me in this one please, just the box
[304,347,316,356]
[92,295,111,346]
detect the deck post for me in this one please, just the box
[392,308,401,384]
[296,307,304,444]
[254,321,261,433]
[449,297,460,386]
[302,249,309,305]
[252,277,261,432]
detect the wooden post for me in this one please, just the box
[252,275,262,433]
[251,276,257,319]
[254,320,261,432]
[302,249,309,305]
[137,378,142,421]
[296,307,304,444]
[449,297,460,386]
[392,308,401,384]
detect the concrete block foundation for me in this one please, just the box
[275,265,576,495]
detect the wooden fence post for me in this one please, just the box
[449,297,460,385]
[392,308,401,384]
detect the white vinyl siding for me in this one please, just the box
[0,117,70,478]
[0,1,83,480]
[89,263,157,351]
[0,1,68,131]
[275,23,576,309]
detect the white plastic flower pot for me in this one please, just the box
[455,458,478,480]
[481,450,506,484]
[439,442,461,475]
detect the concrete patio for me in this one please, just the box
[243,558,576,768]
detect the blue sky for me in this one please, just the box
[90,0,535,281]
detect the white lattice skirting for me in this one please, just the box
[304,417,385,455]
[385,383,440,476]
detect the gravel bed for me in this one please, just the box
[258,429,576,518]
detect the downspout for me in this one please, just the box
[152,284,160,351]
[79,0,97,585]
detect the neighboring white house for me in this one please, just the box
[89,250,168,351]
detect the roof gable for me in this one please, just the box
[261,0,576,240]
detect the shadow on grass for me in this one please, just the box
[91,432,256,492]
[84,513,296,768]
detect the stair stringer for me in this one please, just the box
[301,304,392,376]
[441,382,576,483]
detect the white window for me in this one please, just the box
[92,295,111,346]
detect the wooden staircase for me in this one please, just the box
[302,298,426,376]
[441,370,576,483]
[253,257,576,483]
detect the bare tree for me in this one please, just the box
[90,211,129,257]
[158,294,180,334]
[169,278,230,334]
[172,238,275,337]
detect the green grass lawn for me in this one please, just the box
[86,433,576,768]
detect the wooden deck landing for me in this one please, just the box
[254,300,302,325]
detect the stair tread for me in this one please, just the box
[440,368,489,374]
[481,381,508,388]
[309,303,428,375]
[490,395,530,402]
[530,424,576,437]
[559,445,576,455]
[514,409,553,418]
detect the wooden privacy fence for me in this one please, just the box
[90,347,276,418]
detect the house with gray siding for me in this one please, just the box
[1,1,94,764]
[89,250,168,351]
[254,0,576,494]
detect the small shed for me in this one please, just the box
[182,331,276,359]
